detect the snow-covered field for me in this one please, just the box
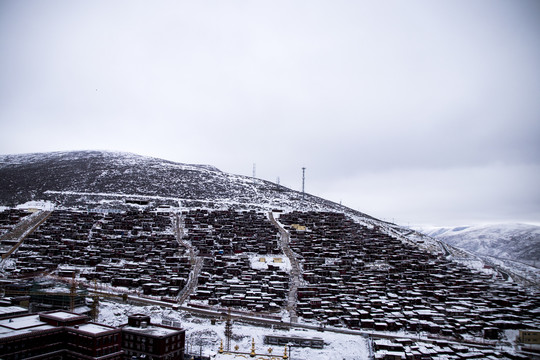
[15,200,55,211]
[98,300,369,360]
[249,254,292,273]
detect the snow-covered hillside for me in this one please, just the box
[422,223,540,263]
[0,151,435,258]
[0,151,372,219]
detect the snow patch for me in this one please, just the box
[16,200,55,211]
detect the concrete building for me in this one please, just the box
[0,310,123,360]
[0,311,186,360]
[121,314,185,360]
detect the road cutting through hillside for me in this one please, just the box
[0,210,52,262]
[268,211,300,323]
[174,213,203,304]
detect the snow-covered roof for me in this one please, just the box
[122,324,181,337]
[0,306,27,316]
[0,314,58,339]
[0,314,44,330]
[74,323,117,335]
[0,323,57,339]
[46,311,82,321]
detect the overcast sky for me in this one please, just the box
[1,0,539,227]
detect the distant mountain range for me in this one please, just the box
[423,223,540,262]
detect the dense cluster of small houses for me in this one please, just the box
[5,210,191,298]
[1,207,540,359]
[182,209,281,256]
[192,254,289,312]
[278,211,540,341]
[182,209,289,312]
[371,337,514,360]
[0,209,31,237]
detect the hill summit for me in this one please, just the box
[0,150,366,216]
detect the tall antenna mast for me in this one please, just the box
[302,167,306,199]
[252,163,256,179]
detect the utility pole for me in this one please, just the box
[301,167,306,200]
[224,308,233,351]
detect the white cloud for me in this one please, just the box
[317,163,540,227]
[1,0,539,225]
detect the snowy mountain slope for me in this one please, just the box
[423,223,540,262]
[0,150,373,218]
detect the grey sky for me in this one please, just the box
[1,0,539,226]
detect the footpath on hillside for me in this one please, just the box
[268,211,300,323]
[0,210,52,263]
[174,213,203,304]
